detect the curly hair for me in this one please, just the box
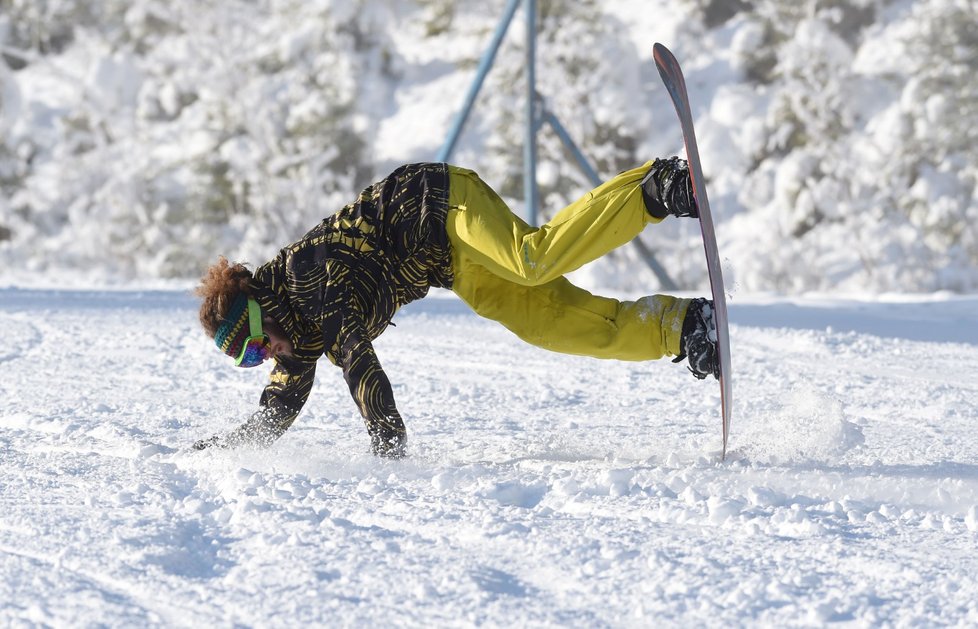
[195,257,253,338]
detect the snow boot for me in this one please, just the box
[640,156,698,219]
[673,297,719,380]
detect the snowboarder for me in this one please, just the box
[193,160,718,457]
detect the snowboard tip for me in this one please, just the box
[652,42,676,70]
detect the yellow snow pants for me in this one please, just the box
[446,163,690,361]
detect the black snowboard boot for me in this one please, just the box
[673,298,719,380]
[640,156,698,219]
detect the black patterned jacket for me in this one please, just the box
[236,163,453,455]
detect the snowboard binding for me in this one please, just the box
[640,156,699,219]
[673,298,719,380]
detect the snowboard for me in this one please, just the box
[653,42,733,459]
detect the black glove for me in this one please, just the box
[192,434,225,451]
[371,430,407,459]
[193,409,294,452]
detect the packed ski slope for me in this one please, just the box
[1,287,977,626]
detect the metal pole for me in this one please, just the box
[543,108,679,291]
[542,108,602,186]
[434,0,678,288]
[524,0,539,225]
[436,0,522,163]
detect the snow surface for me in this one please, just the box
[2,287,978,626]
[2,1,978,625]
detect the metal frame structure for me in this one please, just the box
[436,0,677,290]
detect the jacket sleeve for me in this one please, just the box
[201,357,317,449]
[335,318,406,457]
[314,257,406,457]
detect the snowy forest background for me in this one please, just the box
[0,0,976,293]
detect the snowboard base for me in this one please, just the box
[653,42,733,459]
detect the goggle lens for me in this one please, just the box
[233,298,270,368]
[236,335,270,368]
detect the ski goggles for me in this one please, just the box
[235,298,271,368]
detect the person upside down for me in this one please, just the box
[193,159,718,457]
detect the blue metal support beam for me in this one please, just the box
[436,0,522,163]
[541,106,601,186]
[523,0,539,226]
[541,105,679,291]
[435,0,678,289]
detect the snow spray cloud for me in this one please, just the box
[738,386,865,465]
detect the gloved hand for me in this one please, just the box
[192,409,293,452]
[371,430,407,459]
[192,434,225,451]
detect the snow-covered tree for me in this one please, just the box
[718,0,978,291]
[1,0,382,277]
[0,0,975,291]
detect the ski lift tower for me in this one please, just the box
[436,0,677,290]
